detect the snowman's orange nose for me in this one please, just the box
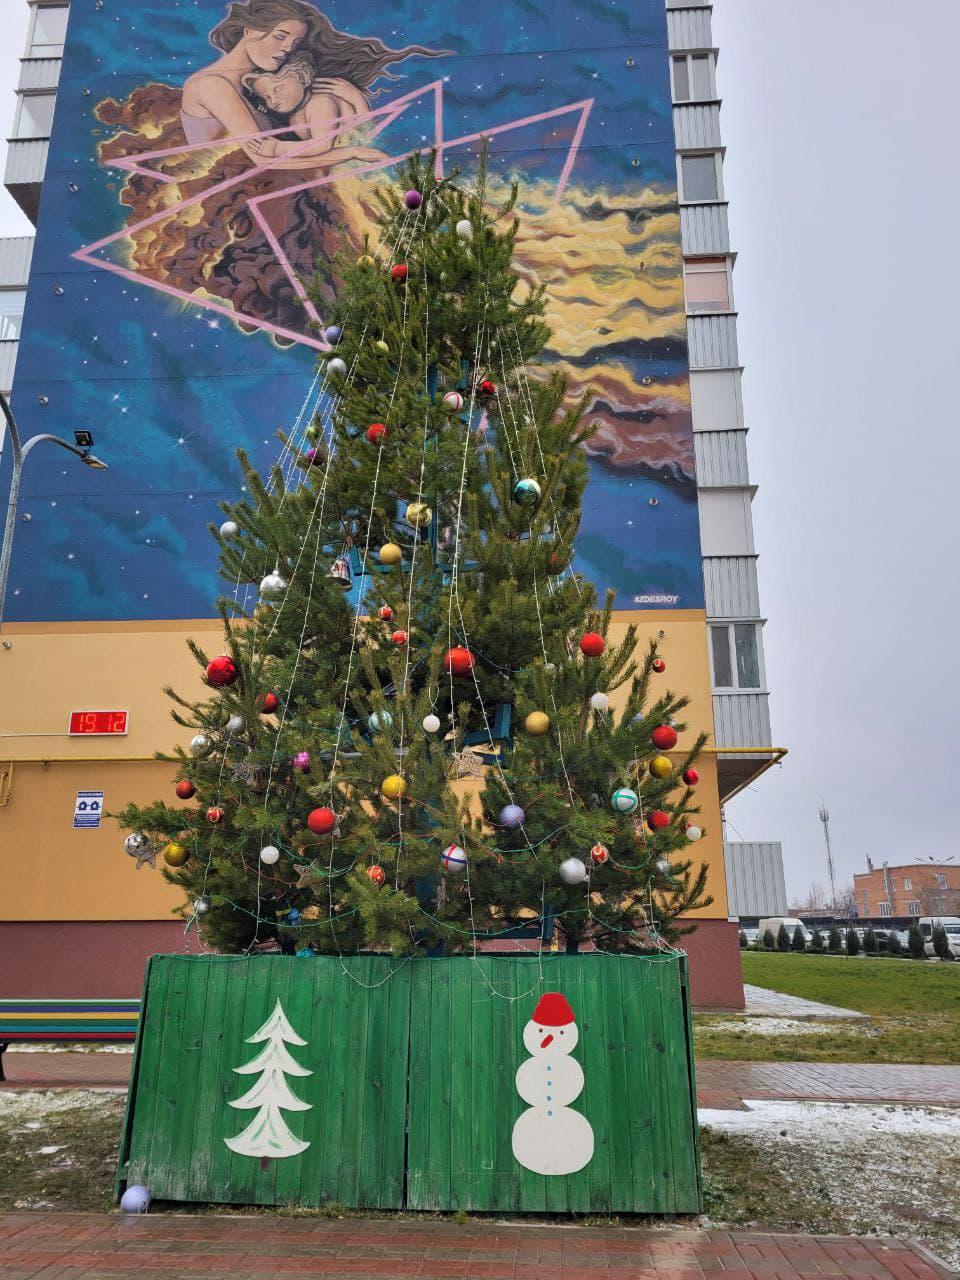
[541,1033,554,1048]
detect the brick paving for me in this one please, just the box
[0,1213,953,1280]
[741,985,867,1020]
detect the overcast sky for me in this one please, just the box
[1,1,957,901]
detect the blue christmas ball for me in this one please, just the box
[324,325,342,344]
[120,1185,151,1214]
[296,947,314,958]
[512,477,542,507]
[287,908,301,925]
[499,804,525,828]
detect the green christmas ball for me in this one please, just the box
[512,477,541,507]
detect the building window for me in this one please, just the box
[710,622,762,691]
[679,153,721,202]
[671,53,715,102]
[907,900,920,915]
[904,877,912,890]
[13,93,56,139]
[27,5,69,57]
[684,258,732,313]
[935,873,947,888]
[888,878,897,892]
[878,902,891,917]
[0,291,26,342]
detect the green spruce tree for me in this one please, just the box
[907,922,925,959]
[790,923,806,952]
[827,924,842,953]
[845,927,861,956]
[776,923,790,952]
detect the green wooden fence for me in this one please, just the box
[118,952,700,1213]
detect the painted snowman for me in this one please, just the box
[511,991,594,1176]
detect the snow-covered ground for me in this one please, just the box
[698,1015,874,1038]
[7,1043,134,1054]
[0,1088,126,1122]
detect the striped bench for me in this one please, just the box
[0,999,140,1080]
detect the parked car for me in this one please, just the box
[739,926,760,946]
[918,917,960,958]
[758,917,813,944]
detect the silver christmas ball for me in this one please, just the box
[655,857,671,876]
[559,857,588,885]
[260,844,280,865]
[455,219,472,239]
[422,713,441,734]
[219,520,239,539]
[226,715,245,735]
[589,691,609,712]
[195,895,212,916]
[259,571,287,598]
[327,357,347,378]
[190,733,213,757]
[124,833,148,856]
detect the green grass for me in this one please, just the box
[0,1093,126,1212]
[694,951,960,1065]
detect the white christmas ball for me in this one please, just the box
[610,787,639,814]
[219,520,239,539]
[686,825,703,842]
[455,219,472,239]
[589,691,609,712]
[440,843,468,873]
[442,391,464,413]
[422,714,441,734]
[559,857,588,885]
[327,357,347,377]
[195,895,212,916]
[655,857,672,876]
[190,733,213,757]
[226,715,245,735]
[259,571,287,598]
[259,845,280,865]
[124,833,148,857]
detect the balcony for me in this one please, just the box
[712,691,783,800]
[4,139,48,221]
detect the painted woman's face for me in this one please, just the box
[243,20,308,71]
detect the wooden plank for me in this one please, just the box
[125,955,172,1192]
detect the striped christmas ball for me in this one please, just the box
[610,787,639,814]
[440,843,467,873]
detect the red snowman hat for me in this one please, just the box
[531,992,575,1026]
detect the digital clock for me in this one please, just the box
[68,710,129,736]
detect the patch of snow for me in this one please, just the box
[700,1098,960,1138]
[0,1089,126,1122]
[698,1016,873,1038]
[37,1144,64,1155]
[8,1043,134,1054]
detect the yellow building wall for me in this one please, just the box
[0,611,727,922]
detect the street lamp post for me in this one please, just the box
[0,392,108,632]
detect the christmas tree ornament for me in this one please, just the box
[652,657,666,673]
[559,857,588,885]
[377,604,394,621]
[306,423,322,442]
[291,751,311,773]
[367,864,386,886]
[226,714,245,735]
[405,501,432,528]
[381,774,407,800]
[655,857,671,876]
[547,550,566,575]
[206,806,224,824]
[579,632,605,657]
[685,824,703,842]
[328,555,352,588]
[366,422,388,444]
[175,779,195,800]
[512,477,541,507]
[647,809,670,831]
[610,786,639,813]
[391,263,409,283]
[119,1186,151,1215]
[304,448,324,468]
[190,733,213,757]
[404,188,423,209]
[651,724,678,750]
[258,692,280,714]
[440,843,467,872]
[374,339,389,354]
[478,379,496,397]
[326,357,347,377]
[357,253,376,268]
[323,324,342,343]
[444,646,475,676]
[590,843,610,865]
[163,842,188,867]
[195,895,212,916]
[499,803,525,828]
[219,520,239,539]
[682,767,699,786]
[259,844,280,865]
[391,629,408,646]
[589,691,609,712]
[649,755,672,780]
[206,655,238,687]
[307,807,337,835]
[524,710,550,735]
[455,218,472,238]
[124,832,148,857]
[368,709,394,732]
[286,907,301,926]
[301,905,321,921]
[422,713,441,734]
[379,542,403,565]
[259,570,287,598]
[442,390,464,412]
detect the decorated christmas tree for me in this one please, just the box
[117,153,711,955]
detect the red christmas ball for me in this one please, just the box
[206,655,238,687]
[206,806,224,825]
[579,632,605,658]
[682,767,699,786]
[390,264,408,283]
[378,605,394,621]
[651,724,678,750]
[590,843,610,865]
[478,379,496,397]
[547,550,566,576]
[366,422,388,444]
[652,658,666,673]
[259,692,280,714]
[367,864,386,886]
[175,780,195,800]
[647,809,670,831]
[391,629,408,646]
[444,646,475,677]
[307,806,337,835]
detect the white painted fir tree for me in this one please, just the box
[224,999,312,1159]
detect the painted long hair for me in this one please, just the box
[210,0,449,97]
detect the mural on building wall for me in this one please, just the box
[5,0,703,622]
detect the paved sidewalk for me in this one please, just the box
[0,1213,952,1280]
[742,984,867,1020]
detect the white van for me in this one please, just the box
[918,917,960,957]
[758,917,813,945]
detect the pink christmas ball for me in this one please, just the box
[404,189,423,209]
[292,752,311,773]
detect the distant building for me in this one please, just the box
[853,863,960,918]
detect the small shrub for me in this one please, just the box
[932,924,953,961]
[908,922,925,959]
[862,925,878,955]
[762,928,776,951]
[790,924,806,952]
[776,923,790,952]
[739,930,748,949]
[885,931,902,956]
[810,928,824,951]
[827,924,842,952]
[845,927,861,956]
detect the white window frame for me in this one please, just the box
[0,289,27,342]
[903,877,912,890]
[26,4,70,58]
[709,621,765,692]
[907,899,920,915]
[683,256,734,315]
[935,872,947,888]
[878,902,891,917]
[678,151,724,204]
[671,52,717,103]
[13,91,57,140]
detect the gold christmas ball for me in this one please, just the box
[300,905,322,922]
[381,774,407,800]
[374,339,390,354]
[379,542,403,566]
[649,755,673,780]
[524,711,551,736]
[357,253,376,268]
[405,502,432,528]
[163,842,189,867]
